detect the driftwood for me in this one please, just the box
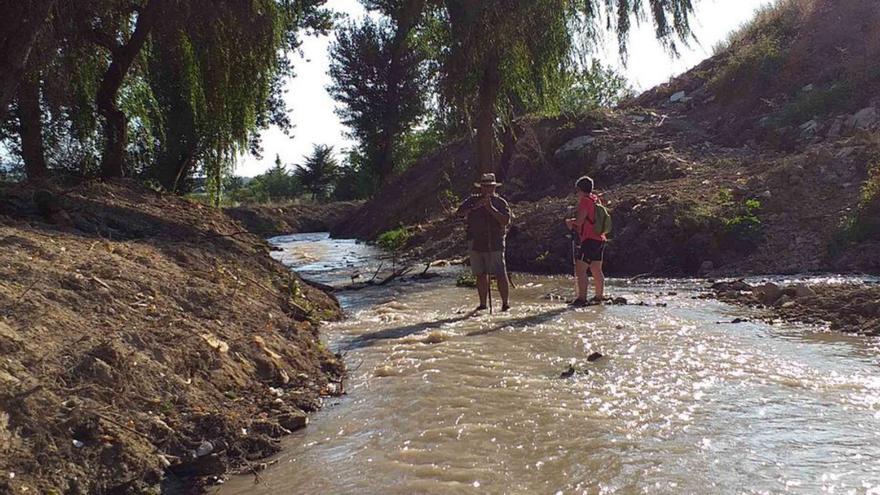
[336,263,433,291]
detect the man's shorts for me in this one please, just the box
[578,239,606,263]
[469,250,506,276]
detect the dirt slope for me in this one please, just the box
[0,180,343,494]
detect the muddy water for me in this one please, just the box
[222,233,880,494]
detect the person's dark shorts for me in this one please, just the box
[578,239,606,262]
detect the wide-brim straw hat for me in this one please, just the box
[474,173,502,187]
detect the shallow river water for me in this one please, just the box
[221,233,880,494]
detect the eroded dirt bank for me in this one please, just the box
[0,180,344,494]
[225,200,362,237]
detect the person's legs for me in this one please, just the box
[490,251,510,310]
[496,270,510,310]
[575,259,590,301]
[590,260,605,300]
[469,250,488,309]
[476,274,489,308]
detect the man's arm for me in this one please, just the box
[486,196,511,226]
[456,196,477,217]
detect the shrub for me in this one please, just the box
[716,190,764,252]
[377,227,411,252]
[841,161,880,242]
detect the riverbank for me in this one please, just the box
[0,180,344,494]
[711,279,880,335]
[226,200,362,237]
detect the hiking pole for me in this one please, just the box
[487,214,494,315]
[570,228,578,298]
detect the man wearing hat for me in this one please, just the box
[456,173,513,312]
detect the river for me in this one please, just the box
[220,233,880,494]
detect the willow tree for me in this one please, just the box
[437,0,695,174]
[145,0,333,199]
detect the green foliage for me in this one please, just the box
[556,59,634,114]
[770,83,856,128]
[456,271,477,288]
[377,227,411,252]
[717,189,764,251]
[709,35,787,99]
[1,0,334,193]
[435,0,694,129]
[839,160,880,243]
[295,144,340,200]
[328,15,430,183]
[332,150,379,201]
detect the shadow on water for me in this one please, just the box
[465,306,570,337]
[341,306,572,351]
[340,311,479,350]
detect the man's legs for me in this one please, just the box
[495,268,510,310]
[476,274,489,308]
[575,259,590,301]
[590,260,605,299]
[470,250,489,309]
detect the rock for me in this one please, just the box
[559,365,576,379]
[760,190,772,199]
[595,150,610,168]
[554,135,596,158]
[800,119,820,134]
[586,352,604,362]
[195,441,214,457]
[611,297,628,305]
[774,294,794,307]
[852,106,879,130]
[827,116,845,139]
[278,411,308,432]
[857,301,879,317]
[802,84,814,92]
[250,420,290,439]
[753,282,783,305]
[791,284,815,299]
[669,91,686,103]
[711,279,752,292]
[169,454,226,477]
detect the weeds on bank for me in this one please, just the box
[716,189,764,251]
[377,227,412,268]
[835,160,880,248]
[456,272,477,288]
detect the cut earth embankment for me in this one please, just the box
[0,180,344,494]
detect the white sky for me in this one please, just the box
[236,0,774,177]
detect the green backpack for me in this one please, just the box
[590,203,612,236]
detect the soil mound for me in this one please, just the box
[0,180,343,493]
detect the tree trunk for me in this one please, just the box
[475,52,500,175]
[16,72,47,178]
[0,0,56,123]
[96,0,164,178]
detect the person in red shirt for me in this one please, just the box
[564,176,606,306]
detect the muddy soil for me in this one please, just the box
[0,180,344,494]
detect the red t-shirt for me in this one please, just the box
[578,194,607,243]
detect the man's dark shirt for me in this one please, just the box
[459,194,512,252]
